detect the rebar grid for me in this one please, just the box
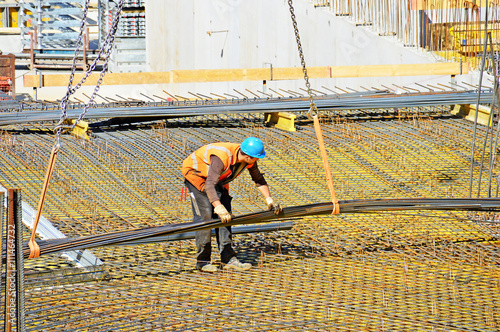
[19,250,500,331]
[0,111,499,330]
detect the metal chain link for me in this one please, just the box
[55,0,125,147]
[58,0,90,113]
[55,0,91,149]
[288,0,318,117]
[74,0,124,126]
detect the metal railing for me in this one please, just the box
[19,0,88,50]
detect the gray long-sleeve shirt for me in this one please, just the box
[205,155,267,203]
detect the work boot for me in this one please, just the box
[196,262,218,273]
[223,257,252,271]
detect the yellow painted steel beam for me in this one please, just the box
[23,63,467,88]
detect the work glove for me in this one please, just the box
[214,204,232,223]
[266,197,282,215]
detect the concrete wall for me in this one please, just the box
[147,0,431,70]
[15,0,478,102]
[143,0,462,97]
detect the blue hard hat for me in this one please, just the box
[240,137,266,158]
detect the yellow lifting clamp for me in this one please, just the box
[64,119,90,140]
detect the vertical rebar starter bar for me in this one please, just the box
[13,189,25,332]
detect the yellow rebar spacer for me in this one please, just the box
[264,112,297,132]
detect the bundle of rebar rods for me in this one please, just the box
[0,90,493,125]
[11,197,500,259]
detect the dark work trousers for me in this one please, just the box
[185,180,236,265]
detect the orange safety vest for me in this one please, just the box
[182,142,254,191]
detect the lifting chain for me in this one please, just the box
[288,0,318,117]
[56,0,125,146]
[288,0,339,214]
[29,0,125,259]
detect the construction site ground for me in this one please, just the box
[0,108,499,331]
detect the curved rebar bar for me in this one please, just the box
[8,197,500,260]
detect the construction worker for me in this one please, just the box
[182,137,282,272]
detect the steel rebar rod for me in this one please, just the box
[8,197,500,260]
